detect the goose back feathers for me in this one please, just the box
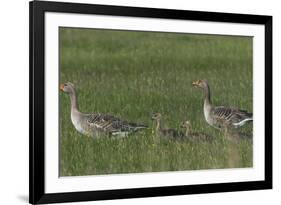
[86,113,148,136]
[211,106,253,129]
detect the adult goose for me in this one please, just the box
[60,82,147,138]
[192,80,253,130]
[151,113,184,140]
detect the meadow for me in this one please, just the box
[59,28,253,176]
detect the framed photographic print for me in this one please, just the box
[29,0,272,204]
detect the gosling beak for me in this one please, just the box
[60,84,65,91]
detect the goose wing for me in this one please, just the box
[87,113,147,135]
[211,106,253,128]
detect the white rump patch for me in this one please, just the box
[233,118,253,127]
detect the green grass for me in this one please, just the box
[59,28,253,176]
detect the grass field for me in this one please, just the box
[59,28,253,176]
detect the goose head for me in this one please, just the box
[60,82,75,94]
[192,79,208,89]
[151,113,162,121]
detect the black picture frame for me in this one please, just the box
[29,0,272,204]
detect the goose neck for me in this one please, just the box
[69,91,79,112]
[185,128,189,137]
[203,84,212,107]
[156,119,162,131]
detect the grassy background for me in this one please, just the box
[59,28,253,176]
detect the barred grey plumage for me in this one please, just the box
[192,80,253,130]
[87,113,148,135]
[211,106,253,129]
[60,82,147,138]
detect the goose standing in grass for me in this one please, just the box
[192,80,253,132]
[151,113,184,141]
[60,82,148,138]
[180,120,212,142]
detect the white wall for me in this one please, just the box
[0,0,279,204]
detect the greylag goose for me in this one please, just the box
[192,80,253,130]
[180,120,212,141]
[60,82,148,138]
[151,113,184,140]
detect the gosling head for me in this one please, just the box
[180,121,192,137]
[192,79,208,89]
[151,113,162,121]
[180,120,192,129]
[60,82,75,94]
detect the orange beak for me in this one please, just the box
[60,84,64,91]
